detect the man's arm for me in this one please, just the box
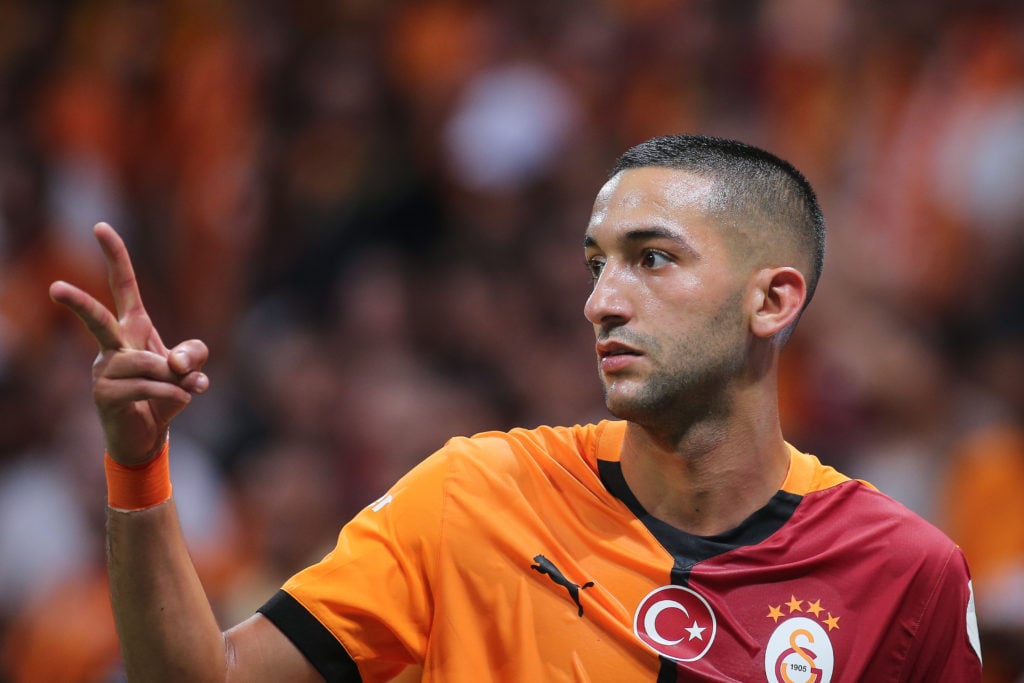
[901,548,983,682]
[51,223,322,682]
[108,498,321,682]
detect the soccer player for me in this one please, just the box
[51,134,983,681]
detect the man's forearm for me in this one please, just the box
[107,498,227,682]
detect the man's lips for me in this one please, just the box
[596,341,642,372]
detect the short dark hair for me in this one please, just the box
[611,134,826,306]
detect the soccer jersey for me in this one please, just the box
[258,420,983,682]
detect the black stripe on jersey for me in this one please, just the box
[599,460,802,683]
[258,590,362,682]
[597,459,802,572]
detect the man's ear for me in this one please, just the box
[749,267,807,339]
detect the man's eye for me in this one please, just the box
[586,257,605,279]
[642,251,672,269]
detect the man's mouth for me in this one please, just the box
[596,342,643,373]
[596,341,642,359]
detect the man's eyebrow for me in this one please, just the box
[584,226,697,255]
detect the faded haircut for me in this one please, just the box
[610,134,826,308]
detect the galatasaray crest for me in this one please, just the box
[763,595,838,683]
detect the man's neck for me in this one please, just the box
[619,410,791,537]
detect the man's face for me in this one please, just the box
[583,167,751,427]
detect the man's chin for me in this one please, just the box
[602,379,679,424]
[602,390,651,422]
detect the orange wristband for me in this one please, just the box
[104,441,173,511]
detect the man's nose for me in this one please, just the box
[584,264,632,327]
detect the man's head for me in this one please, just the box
[583,134,826,433]
[610,134,826,308]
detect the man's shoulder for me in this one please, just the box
[795,472,960,565]
[441,420,617,463]
[422,420,621,494]
[785,445,956,553]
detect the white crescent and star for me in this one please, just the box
[644,600,706,645]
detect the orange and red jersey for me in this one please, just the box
[259,420,982,682]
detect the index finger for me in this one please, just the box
[93,222,146,322]
[49,279,124,350]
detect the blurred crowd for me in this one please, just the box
[0,0,1022,681]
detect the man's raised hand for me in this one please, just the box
[49,222,209,466]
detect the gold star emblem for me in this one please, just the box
[785,595,804,613]
[806,599,824,617]
[767,605,784,623]
[824,613,840,631]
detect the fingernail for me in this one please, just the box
[194,374,209,393]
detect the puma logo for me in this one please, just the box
[530,554,594,617]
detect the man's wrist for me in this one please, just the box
[105,439,173,511]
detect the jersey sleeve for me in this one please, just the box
[258,446,452,683]
[901,547,983,682]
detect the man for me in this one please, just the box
[51,134,982,681]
